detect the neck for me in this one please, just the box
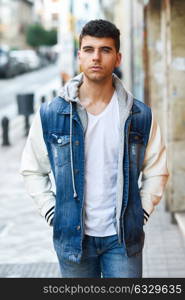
[79,74,115,105]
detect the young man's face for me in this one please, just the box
[78,35,121,83]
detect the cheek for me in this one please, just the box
[104,59,117,69]
[79,57,88,66]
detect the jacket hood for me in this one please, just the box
[58,73,83,103]
[58,72,134,111]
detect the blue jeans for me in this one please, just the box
[56,234,142,278]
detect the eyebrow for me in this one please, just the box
[82,46,113,51]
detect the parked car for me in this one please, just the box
[0,47,22,78]
[9,50,30,74]
[16,50,41,71]
[38,45,58,65]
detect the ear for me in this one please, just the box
[115,52,122,68]
[77,50,81,59]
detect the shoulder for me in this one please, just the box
[40,96,68,118]
[40,96,67,132]
[40,96,65,111]
[131,98,152,140]
[133,98,151,114]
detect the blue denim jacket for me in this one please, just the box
[40,95,151,263]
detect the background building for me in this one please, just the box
[143,0,185,230]
[33,0,60,30]
[0,0,34,49]
[110,0,185,229]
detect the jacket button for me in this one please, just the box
[57,138,62,143]
[76,225,81,230]
[75,140,79,146]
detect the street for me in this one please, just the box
[0,64,61,121]
[0,65,61,277]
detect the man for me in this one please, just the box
[20,19,169,278]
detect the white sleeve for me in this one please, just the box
[20,109,55,226]
[140,110,169,224]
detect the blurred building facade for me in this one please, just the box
[143,0,185,223]
[107,0,185,225]
[0,0,34,49]
[33,0,60,30]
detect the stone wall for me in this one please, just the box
[145,0,185,212]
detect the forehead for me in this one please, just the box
[80,35,116,49]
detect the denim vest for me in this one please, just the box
[40,96,152,263]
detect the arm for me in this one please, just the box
[140,111,169,224]
[20,109,55,226]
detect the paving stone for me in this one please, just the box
[0,263,60,278]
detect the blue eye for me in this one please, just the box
[102,48,110,53]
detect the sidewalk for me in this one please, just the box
[0,116,185,278]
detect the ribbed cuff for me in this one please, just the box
[45,206,55,226]
[143,209,150,225]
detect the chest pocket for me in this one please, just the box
[48,133,70,167]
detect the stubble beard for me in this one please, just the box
[84,70,113,84]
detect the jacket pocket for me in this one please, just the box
[48,133,70,166]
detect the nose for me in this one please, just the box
[92,49,101,61]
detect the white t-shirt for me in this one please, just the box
[84,91,120,236]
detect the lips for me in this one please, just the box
[90,66,102,70]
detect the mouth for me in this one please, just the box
[90,66,102,71]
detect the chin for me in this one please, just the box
[84,72,108,82]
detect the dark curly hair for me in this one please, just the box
[79,19,120,52]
